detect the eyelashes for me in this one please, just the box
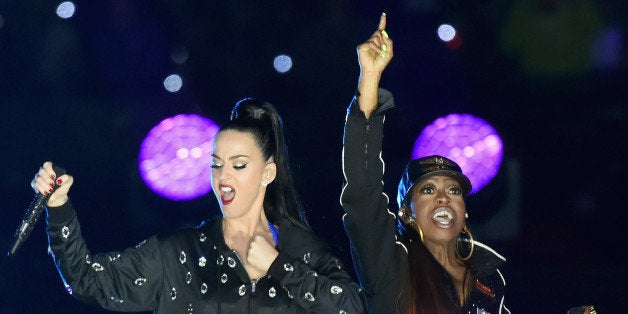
[210,163,248,170]
[418,184,462,195]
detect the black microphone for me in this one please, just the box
[8,165,66,256]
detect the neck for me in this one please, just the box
[223,211,269,238]
[423,239,461,268]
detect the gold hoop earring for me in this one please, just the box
[415,221,424,243]
[456,225,474,261]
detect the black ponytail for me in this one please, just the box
[220,98,310,230]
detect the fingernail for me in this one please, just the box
[382,44,388,52]
[382,12,386,16]
[49,188,54,194]
[381,29,389,39]
[57,179,63,185]
[50,174,56,180]
[49,182,55,187]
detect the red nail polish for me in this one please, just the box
[49,182,55,187]
[56,179,63,185]
[50,175,56,180]
[49,188,54,193]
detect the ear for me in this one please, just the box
[262,162,277,186]
[397,207,414,224]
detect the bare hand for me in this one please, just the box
[357,13,393,76]
[31,161,73,207]
[247,235,279,273]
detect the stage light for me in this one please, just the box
[163,74,182,93]
[139,114,219,201]
[437,24,456,42]
[273,54,292,73]
[56,2,76,19]
[412,113,503,194]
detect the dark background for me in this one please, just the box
[1,1,626,313]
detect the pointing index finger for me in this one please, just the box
[378,12,387,31]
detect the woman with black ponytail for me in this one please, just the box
[32,98,366,313]
[341,14,509,313]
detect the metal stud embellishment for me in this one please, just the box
[134,277,147,286]
[303,252,311,264]
[304,292,315,302]
[199,232,207,242]
[135,240,147,248]
[200,283,208,294]
[220,273,228,283]
[283,263,294,272]
[110,296,124,304]
[61,226,70,239]
[198,256,206,267]
[91,263,104,272]
[85,254,91,264]
[227,257,236,268]
[238,284,246,296]
[187,303,194,314]
[331,285,343,295]
[268,287,277,298]
[334,259,343,269]
[108,253,121,262]
[340,311,347,314]
[170,287,177,300]
[185,272,192,284]
[307,270,318,277]
[179,251,187,264]
[217,255,224,265]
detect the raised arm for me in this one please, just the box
[341,13,399,311]
[32,162,164,311]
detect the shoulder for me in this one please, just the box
[468,240,507,292]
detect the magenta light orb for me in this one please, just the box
[412,114,503,195]
[139,114,220,201]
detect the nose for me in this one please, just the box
[213,166,230,182]
[434,190,450,205]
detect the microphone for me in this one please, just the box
[8,165,66,256]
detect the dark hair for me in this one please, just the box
[218,98,310,230]
[396,221,468,313]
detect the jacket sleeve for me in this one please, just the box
[46,200,163,311]
[340,89,399,304]
[267,226,367,313]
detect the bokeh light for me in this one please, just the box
[163,74,183,92]
[56,2,76,19]
[171,46,189,64]
[412,113,503,194]
[437,24,456,42]
[139,114,219,201]
[273,54,293,73]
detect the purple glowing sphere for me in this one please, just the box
[412,114,503,195]
[138,114,219,201]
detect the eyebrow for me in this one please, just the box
[211,154,250,160]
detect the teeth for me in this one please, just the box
[220,186,232,192]
[432,208,453,220]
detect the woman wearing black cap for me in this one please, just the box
[341,13,509,313]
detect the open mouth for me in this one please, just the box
[431,207,455,228]
[220,185,235,205]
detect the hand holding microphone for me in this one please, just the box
[8,162,73,256]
